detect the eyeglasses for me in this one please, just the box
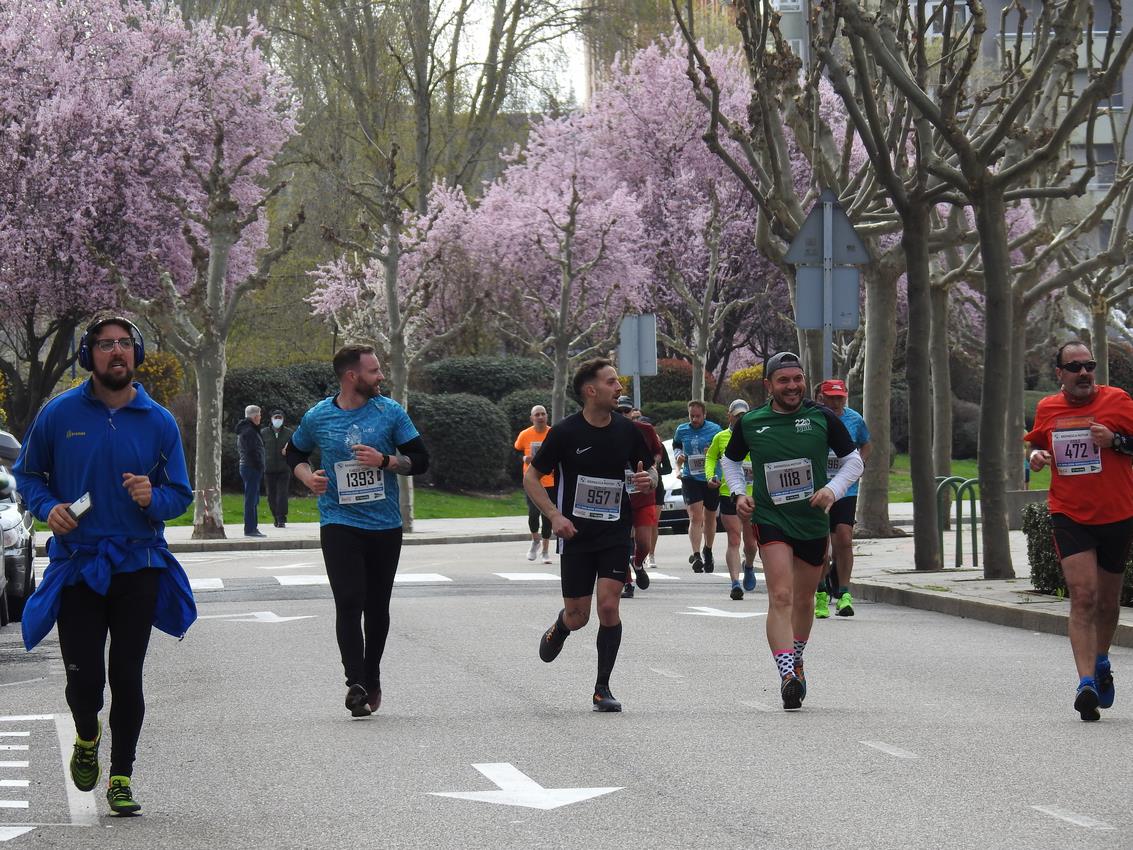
[94,337,134,353]
[1058,360,1097,373]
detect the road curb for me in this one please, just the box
[850,580,1133,649]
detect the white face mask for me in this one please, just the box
[271,418,283,428]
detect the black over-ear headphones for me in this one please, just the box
[77,316,146,371]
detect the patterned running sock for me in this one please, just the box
[793,637,808,670]
[773,649,795,679]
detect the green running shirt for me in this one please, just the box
[724,400,857,539]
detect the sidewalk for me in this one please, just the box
[34,506,1133,648]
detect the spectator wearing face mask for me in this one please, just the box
[262,409,293,528]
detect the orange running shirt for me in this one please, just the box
[515,425,554,488]
[1025,384,1133,524]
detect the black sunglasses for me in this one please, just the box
[1058,360,1097,373]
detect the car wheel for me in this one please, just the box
[0,589,8,628]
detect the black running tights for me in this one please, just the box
[56,568,159,777]
[320,524,403,690]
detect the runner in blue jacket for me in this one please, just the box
[13,316,194,816]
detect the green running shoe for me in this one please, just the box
[106,776,141,816]
[69,721,101,792]
[836,591,855,617]
[814,591,830,619]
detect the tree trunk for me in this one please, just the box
[383,219,414,532]
[691,322,707,403]
[930,283,953,477]
[551,341,569,423]
[191,334,226,539]
[973,189,1016,579]
[1093,299,1110,386]
[903,203,941,569]
[856,268,899,537]
[1004,290,1028,489]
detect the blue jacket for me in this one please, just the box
[13,380,196,650]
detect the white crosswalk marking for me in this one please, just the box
[276,575,329,586]
[394,574,451,583]
[0,746,27,752]
[495,573,558,581]
[189,577,224,591]
[0,802,28,809]
[0,763,28,769]
[0,780,28,788]
[0,733,28,738]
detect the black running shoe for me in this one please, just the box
[690,552,704,573]
[539,620,568,663]
[1075,680,1101,722]
[781,675,804,710]
[702,547,714,573]
[592,685,622,712]
[635,565,650,590]
[345,684,372,717]
[367,687,382,712]
[621,582,635,599]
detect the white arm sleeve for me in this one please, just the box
[825,449,863,502]
[720,455,748,498]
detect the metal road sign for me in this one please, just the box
[618,313,658,408]
[784,189,868,265]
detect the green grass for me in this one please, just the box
[884,455,1050,503]
[159,487,528,527]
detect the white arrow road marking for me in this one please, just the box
[198,611,315,623]
[861,741,917,759]
[0,764,27,769]
[0,827,34,841]
[430,763,622,811]
[276,575,329,586]
[495,573,558,581]
[679,607,765,619]
[1032,806,1114,830]
[189,578,224,591]
[53,715,97,827]
[394,573,451,583]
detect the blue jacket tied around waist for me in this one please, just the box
[13,380,196,651]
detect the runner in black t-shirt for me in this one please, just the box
[525,358,656,712]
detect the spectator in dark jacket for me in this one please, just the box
[236,406,266,537]
[262,409,293,528]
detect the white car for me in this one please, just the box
[658,438,728,533]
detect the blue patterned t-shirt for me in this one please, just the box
[290,395,420,530]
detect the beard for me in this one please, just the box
[94,361,134,391]
[354,376,380,399]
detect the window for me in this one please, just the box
[923,1,969,36]
[769,0,802,12]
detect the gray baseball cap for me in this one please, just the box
[616,395,633,410]
[765,351,803,379]
[728,399,750,414]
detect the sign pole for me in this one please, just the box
[822,195,834,383]
[632,373,642,409]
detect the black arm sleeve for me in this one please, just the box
[285,440,312,472]
[819,406,857,457]
[724,422,751,462]
[398,435,429,475]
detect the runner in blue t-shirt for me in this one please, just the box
[673,402,723,572]
[813,379,871,618]
[286,345,430,717]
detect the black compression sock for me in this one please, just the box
[595,622,623,688]
[555,609,570,638]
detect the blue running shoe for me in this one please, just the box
[742,561,757,593]
[1075,678,1101,722]
[1095,659,1115,709]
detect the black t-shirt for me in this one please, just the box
[531,411,654,553]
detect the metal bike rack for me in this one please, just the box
[935,475,980,568]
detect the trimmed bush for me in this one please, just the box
[498,388,579,432]
[423,356,551,402]
[1023,389,1047,429]
[643,400,729,427]
[951,399,980,459]
[1022,501,1133,605]
[639,358,717,404]
[408,392,511,491]
[651,418,685,441]
[726,365,764,404]
[223,363,337,429]
[1109,341,1133,394]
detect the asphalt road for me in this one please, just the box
[0,537,1131,849]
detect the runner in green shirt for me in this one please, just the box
[720,352,863,710]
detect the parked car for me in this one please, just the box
[657,438,727,535]
[0,430,36,625]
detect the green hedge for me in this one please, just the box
[223,363,337,430]
[423,356,551,402]
[408,392,510,491]
[643,400,729,427]
[498,388,579,432]
[639,358,717,404]
[1022,501,1133,605]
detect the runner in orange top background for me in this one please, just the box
[516,405,555,564]
[1026,341,1133,721]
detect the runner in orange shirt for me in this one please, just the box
[515,406,554,564]
[1026,341,1133,721]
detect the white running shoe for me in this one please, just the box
[526,541,539,561]
[645,554,656,569]
[542,552,553,564]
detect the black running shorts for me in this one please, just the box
[754,523,828,567]
[681,477,721,511]
[560,542,632,598]
[1051,513,1133,574]
[718,495,738,516]
[829,496,858,529]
